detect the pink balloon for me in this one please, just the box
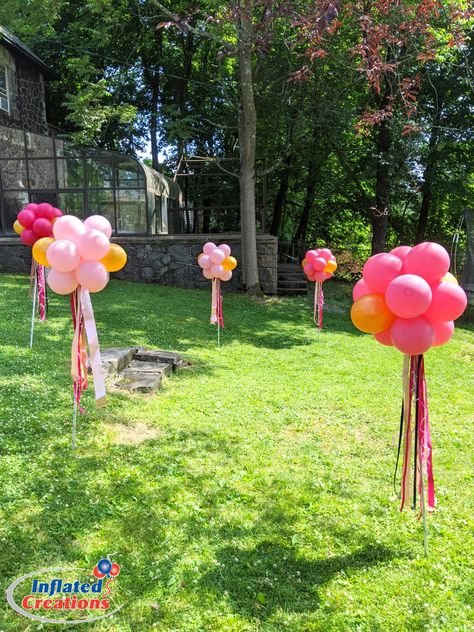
[47,269,78,295]
[210,248,226,264]
[32,217,53,238]
[220,269,232,282]
[211,264,224,277]
[305,250,319,263]
[36,203,56,220]
[403,242,450,285]
[390,245,412,262]
[53,215,86,243]
[303,263,315,276]
[373,329,393,346]
[314,271,331,282]
[18,209,36,229]
[352,279,371,301]
[198,254,211,269]
[432,321,454,347]
[20,229,38,246]
[203,268,214,280]
[385,274,432,319]
[218,244,231,257]
[390,316,435,355]
[318,248,332,261]
[76,229,110,261]
[203,242,217,256]
[307,272,316,282]
[313,257,327,272]
[47,240,80,272]
[84,215,112,239]
[330,255,336,262]
[75,261,108,293]
[24,203,39,212]
[423,282,467,323]
[53,207,63,217]
[363,253,402,293]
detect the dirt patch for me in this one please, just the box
[107,421,161,445]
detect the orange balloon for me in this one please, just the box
[32,237,54,267]
[351,294,395,334]
[301,258,308,267]
[324,260,337,273]
[442,272,458,285]
[13,220,25,235]
[222,256,237,271]
[100,244,127,272]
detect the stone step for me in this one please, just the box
[134,349,185,370]
[127,360,172,376]
[278,280,308,287]
[278,264,302,272]
[115,370,163,393]
[100,347,139,377]
[278,287,308,295]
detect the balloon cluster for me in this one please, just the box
[93,558,120,580]
[198,242,237,281]
[351,242,467,355]
[302,248,337,281]
[14,202,63,246]
[30,215,127,295]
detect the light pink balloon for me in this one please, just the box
[390,316,435,355]
[303,263,314,276]
[390,245,412,262]
[423,282,467,323]
[203,242,217,256]
[53,215,86,243]
[210,248,226,264]
[385,274,432,319]
[198,254,211,269]
[84,215,112,239]
[211,264,224,277]
[314,271,331,282]
[47,239,80,272]
[305,250,319,263]
[363,253,402,293]
[76,229,110,261]
[307,272,316,282]
[432,321,454,347]
[220,269,232,282]
[47,269,78,295]
[313,257,327,272]
[318,248,332,261]
[75,261,108,293]
[353,279,371,301]
[218,244,231,257]
[203,268,213,280]
[403,242,450,285]
[373,329,393,346]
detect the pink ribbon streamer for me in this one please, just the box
[211,279,224,328]
[314,282,324,329]
[80,288,107,408]
[37,264,46,322]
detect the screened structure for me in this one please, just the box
[0,126,182,236]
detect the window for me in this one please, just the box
[0,65,10,114]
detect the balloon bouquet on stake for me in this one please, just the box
[13,202,63,347]
[37,214,127,448]
[302,248,337,329]
[351,242,467,555]
[197,242,237,347]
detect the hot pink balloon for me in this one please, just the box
[203,268,214,280]
[390,245,412,262]
[53,207,63,217]
[53,215,86,243]
[363,253,402,293]
[210,248,226,264]
[374,329,393,346]
[313,257,327,272]
[303,263,315,276]
[318,248,332,261]
[75,261,108,293]
[47,269,78,295]
[305,250,319,263]
[20,229,38,246]
[24,203,39,212]
[198,254,211,269]
[18,209,36,229]
[84,215,112,239]
[32,217,53,237]
[76,229,110,261]
[385,274,432,319]
[218,244,231,257]
[353,278,371,301]
[211,264,224,278]
[307,272,316,282]
[390,316,435,355]
[203,242,217,256]
[220,269,232,282]
[403,242,450,285]
[432,321,454,347]
[423,282,467,323]
[314,271,331,282]
[47,240,80,272]
[36,203,56,220]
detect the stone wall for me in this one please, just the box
[0,233,278,294]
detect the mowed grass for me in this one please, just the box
[0,273,473,632]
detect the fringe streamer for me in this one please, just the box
[70,288,88,413]
[37,264,47,322]
[80,289,107,408]
[211,278,225,328]
[314,282,324,329]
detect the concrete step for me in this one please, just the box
[115,370,163,393]
[134,349,186,370]
[128,360,172,376]
[278,264,303,272]
[100,347,139,377]
[278,279,307,287]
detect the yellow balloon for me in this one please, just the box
[301,258,308,267]
[13,220,25,235]
[442,272,458,285]
[101,243,127,272]
[324,260,337,273]
[32,237,54,267]
[223,256,237,271]
[351,294,395,334]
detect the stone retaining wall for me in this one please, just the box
[0,233,278,294]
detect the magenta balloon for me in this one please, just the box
[307,272,316,282]
[84,215,112,238]
[211,264,224,277]
[203,242,217,256]
[36,203,56,220]
[24,203,39,212]
[76,229,110,260]
[210,248,226,264]
[47,269,78,295]
[203,268,213,280]
[47,240,80,272]
[75,261,108,293]
[390,245,412,262]
[363,253,402,293]
[53,215,86,243]
[403,242,450,285]
[218,244,231,257]
[303,263,314,276]
[385,274,432,318]
[423,282,467,323]
[314,271,331,282]
[353,278,371,301]
[305,250,319,263]
[18,209,36,229]
[220,269,232,282]
[432,320,454,347]
[32,217,53,237]
[198,254,211,269]
[318,248,332,261]
[390,316,435,355]
[373,329,393,346]
[313,257,327,272]
[20,229,38,246]
[53,207,63,217]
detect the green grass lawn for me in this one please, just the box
[0,273,473,632]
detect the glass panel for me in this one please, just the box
[2,191,29,234]
[117,189,146,233]
[27,159,56,189]
[0,159,28,189]
[0,126,25,158]
[26,132,54,157]
[57,192,85,218]
[56,158,84,188]
[86,156,113,188]
[56,142,82,158]
[87,190,115,231]
[116,158,144,188]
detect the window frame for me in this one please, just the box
[0,64,10,115]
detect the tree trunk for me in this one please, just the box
[237,0,261,294]
[371,117,391,254]
[270,152,292,236]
